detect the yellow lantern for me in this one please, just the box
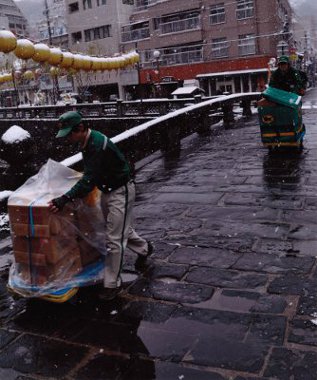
[48,47,63,66]
[23,70,34,80]
[81,55,93,71]
[125,52,134,66]
[4,73,13,82]
[107,57,116,70]
[131,51,140,64]
[72,53,85,70]
[50,66,60,77]
[60,52,74,68]
[117,56,126,69]
[32,43,51,63]
[0,30,17,53]
[121,54,130,68]
[14,39,35,59]
[101,58,110,71]
[91,57,102,71]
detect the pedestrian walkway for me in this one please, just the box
[0,90,317,379]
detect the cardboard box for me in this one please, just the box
[12,236,78,264]
[18,248,82,286]
[8,205,50,225]
[9,204,75,238]
[78,238,102,266]
[14,251,47,266]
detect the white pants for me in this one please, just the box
[100,181,147,288]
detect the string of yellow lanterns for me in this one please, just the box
[0,67,43,84]
[0,30,140,72]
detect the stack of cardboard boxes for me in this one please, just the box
[8,192,101,287]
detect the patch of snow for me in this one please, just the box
[311,318,317,326]
[171,86,204,95]
[0,213,9,229]
[0,191,13,201]
[1,125,30,144]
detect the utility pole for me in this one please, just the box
[44,0,59,103]
[135,42,142,101]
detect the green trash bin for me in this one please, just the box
[257,86,305,148]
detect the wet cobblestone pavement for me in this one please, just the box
[1,90,317,379]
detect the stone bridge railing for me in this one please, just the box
[0,92,261,195]
[61,92,262,171]
[0,97,215,120]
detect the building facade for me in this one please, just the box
[120,0,295,97]
[37,0,67,42]
[65,0,135,100]
[0,0,29,37]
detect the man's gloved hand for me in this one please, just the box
[49,195,70,213]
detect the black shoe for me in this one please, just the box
[134,241,153,271]
[98,287,122,301]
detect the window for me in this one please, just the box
[210,3,225,24]
[121,21,150,42]
[160,11,200,34]
[94,27,101,39]
[159,44,203,66]
[211,37,229,57]
[72,31,82,43]
[236,0,254,20]
[238,34,256,55]
[84,29,93,42]
[135,0,149,10]
[96,0,106,5]
[83,0,92,10]
[69,2,79,12]
[122,0,134,4]
[153,17,160,30]
[84,25,111,41]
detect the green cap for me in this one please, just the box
[56,111,82,138]
[278,55,290,64]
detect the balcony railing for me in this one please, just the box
[160,16,201,35]
[121,27,150,42]
[160,50,203,66]
[135,0,159,11]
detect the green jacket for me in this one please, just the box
[269,67,305,95]
[65,130,131,199]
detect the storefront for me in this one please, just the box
[196,68,268,95]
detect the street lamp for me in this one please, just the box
[153,49,161,97]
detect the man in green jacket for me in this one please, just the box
[269,55,307,95]
[48,111,152,300]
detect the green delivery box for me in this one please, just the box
[257,94,305,148]
[262,86,302,110]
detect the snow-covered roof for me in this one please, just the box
[172,86,204,95]
[196,68,268,78]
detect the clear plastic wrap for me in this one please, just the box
[7,159,105,298]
